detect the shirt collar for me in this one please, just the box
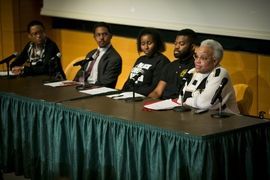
[30,37,47,49]
[98,43,111,53]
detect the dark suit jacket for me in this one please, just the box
[73,45,122,88]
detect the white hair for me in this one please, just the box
[200,39,224,63]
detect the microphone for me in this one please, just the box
[129,69,145,84]
[73,57,91,66]
[179,73,190,93]
[0,52,19,64]
[50,52,62,61]
[210,77,228,105]
[173,73,191,112]
[125,69,145,102]
[73,51,99,66]
[43,53,62,83]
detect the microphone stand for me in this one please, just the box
[173,77,191,112]
[173,91,191,112]
[76,61,94,90]
[1,59,17,79]
[75,69,94,90]
[211,95,230,118]
[125,81,143,102]
[43,60,60,83]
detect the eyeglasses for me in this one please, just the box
[30,30,44,37]
[94,32,110,37]
[193,54,213,61]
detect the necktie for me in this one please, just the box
[79,50,100,82]
[85,49,100,76]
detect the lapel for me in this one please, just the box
[100,46,113,63]
[97,46,113,71]
[83,48,101,69]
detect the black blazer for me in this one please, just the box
[73,45,122,88]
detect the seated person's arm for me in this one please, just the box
[12,66,24,75]
[185,74,231,110]
[148,80,167,99]
[11,44,29,75]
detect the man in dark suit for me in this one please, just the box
[73,22,122,88]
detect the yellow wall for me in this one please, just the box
[0,0,20,70]
[258,55,270,117]
[221,51,258,116]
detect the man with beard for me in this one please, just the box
[73,21,122,88]
[148,29,197,99]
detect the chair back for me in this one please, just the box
[233,84,253,115]
[64,56,85,80]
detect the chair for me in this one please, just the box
[64,56,85,80]
[233,84,253,115]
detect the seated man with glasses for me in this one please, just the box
[179,39,239,114]
[73,21,122,88]
[11,20,66,80]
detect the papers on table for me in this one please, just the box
[0,71,14,76]
[44,81,118,95]
[106,92,145,100]
[143,99,180,110]
[44,80,81,87]
[79,87,118,95]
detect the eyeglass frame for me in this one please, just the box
[193,54,215,61]
[30,30,45,37]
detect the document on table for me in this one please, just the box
[79,87,118,95]
[0,71,14,76]
[44,80,81,87]
[106,92,145,100]
[143,99,180,110]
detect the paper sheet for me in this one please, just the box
[44,80,81,87]
[79,87,118,95]
[106,92,145,99]
[0,71,14,76]
[143,99,180,110]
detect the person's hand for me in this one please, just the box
[12,66,24,75]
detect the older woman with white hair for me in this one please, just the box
[178,39,239,114]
